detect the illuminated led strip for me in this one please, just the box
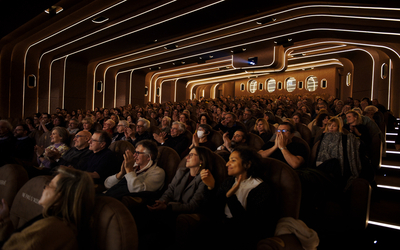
[289,45,347,56]
[39,0,176,67]
[212,83,220,99]
[98,12,400,104]
[387,133,397,136]
[369,221,400,230]
[21,0,127,117]
[386,140,395,143]
[381,164,400,169]
[386,150,400,154]
[377,185,400,191]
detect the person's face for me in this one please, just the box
[322,116,329,125]
[226,151,246,177]
[134,145,150,166]
[117,122,125,133]
[336,103,343,109]
[34,117,40,125]
[217,108,222,114]
[179,115,187,123]
[200,116,207,124]
[127,116,132,123]
[276,125,291,138]
[136,121,146,134]
[42,115,49,123]
[257,121,265,133]
[346,113,356,125]
[125,127,135,138]
[103,121,111,130]
[162,118,168,126]
[83,121,91,130]
[96,112,102,119]
[69,120,78,129]
[292,115,300,124]
[164,111,169,117]
[39,174,61,209]
[14,126,26,138]
[301,106,307,113]
[328,122,339,133]
[170,124,181,137]
[276,109,282,115]
[186,149,201,168]
[225,114,234,126]
[89,133,105,153]
[50,130,62,144]
[243,111,251,120]
[73,132,90,149]
[232,131,245,143]
[111,115,118,123]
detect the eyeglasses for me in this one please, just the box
[136,125,144,128]
[134,151,147,155]
[187,153,198,158]
[277,129,288,133]
[90,139,103,143]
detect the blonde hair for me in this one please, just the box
[324,117,343,133]
[254,118,271,133]
[346,110,362,125]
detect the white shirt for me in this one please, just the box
[104,160,165,193]
[225,177,263,218]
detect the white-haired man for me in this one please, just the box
[153,121,190,158]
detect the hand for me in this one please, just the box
[192,131,200,147]
[0,199,10,221]
[147,200,167,211]
[46,148,61,160]
[123,150,137,173]
[35,145,45,157]
[222,132,231,149]
[276,132,288,149]
[200,169,215,190]
[226,174,244,198]
[116,159,127,179]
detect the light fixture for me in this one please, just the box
[44,6,63,15]
[256,17,277,25]
[248,57,258,66]
[92,16,109,23]
[172,61,185,66]
[164,44,178,50]
[230,48,246,54]
[149,66,161,71]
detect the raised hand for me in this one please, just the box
[200,169,215,190]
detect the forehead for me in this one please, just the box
[136,145,145,152]
[92,133,100,139]
[234,131,244,136]
[278,125,290,131]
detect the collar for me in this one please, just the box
[135,159,154,174]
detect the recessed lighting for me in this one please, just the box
[92,16,109,23]
[44,6,63,15]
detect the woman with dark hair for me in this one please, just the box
[200,146,277,250]
[190,124,217,151]
[199,113,212,126]
[311,113,330,143]
[0,167,95,249]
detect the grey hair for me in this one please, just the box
[138,118,150,130]
[172,121,186,132]
[119,120,129,128]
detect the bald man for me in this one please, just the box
[47,130,93,169]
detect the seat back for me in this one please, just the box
[0,164,29,207]
[157,146,181,188]
[295,123,312,147]
[109,140,136,167]
[37,131,52,148]
[246,133,265,151]
[9,175,52,228]
[210,129,223,147]
[262,157,302,219]
[92,196,138,250]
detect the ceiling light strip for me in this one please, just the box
[368,221,400,230]
[380,164,400,169]
[377,185,400,191]
[388,59,392,110]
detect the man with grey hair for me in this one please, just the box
[112,120,129,143]
[153,121,190,158]
[134,118,153,146]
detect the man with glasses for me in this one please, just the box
[134,118,153,146]
[47,130,93,170]
[80,130,119,183]
[154,121,190,158]
[217,129,248,153]
[67,118,80,135]
[104,140,165,200]
[112,120,129,143]
[258,122,307,169]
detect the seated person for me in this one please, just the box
[31,127,70,177]
[258,122,307,169]
[48,130,93,170]
[81,117,96,135]
[343,110,371,146]
[66,118,80,135]
[13,123,35,164]
[144,146,214,248]
[134,118,153,146]
[213,112,241,139]
[153,121,190,158]
[200,146,277,250]
[80,130,119,184]
[104,140,165,200]
[0,167,95,249]
[251,118,273,144]
[189,124,217,151]
[102,119,115,137]
[122,123,137,145]
[112,120,129,143]
[217,129,248,153]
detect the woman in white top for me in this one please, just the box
[201,146,277,250]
